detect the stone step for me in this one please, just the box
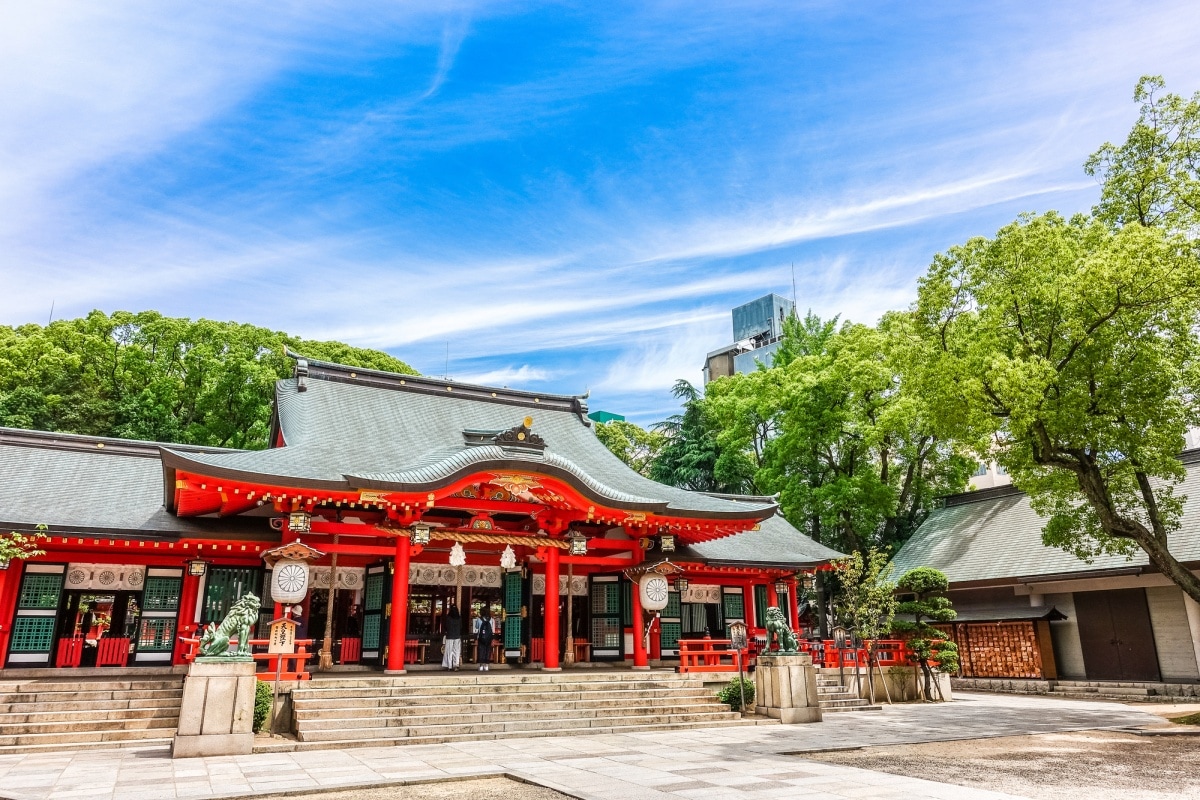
[0,715,178,736]
[296,710,748,743]
[1049,685,1155,697]
[294,679,706,698]
[306,671,689,688]
[820,704,882,713]
[0,696,184,714]
[261,717,777,753]
[0,681,182,698]
[296,702,735,730]
[0,688,184,707]
[292,687,717,710]
[0,707,181,725]
[0,738,173,756]
[0,726,175,748]
[294,695,729,719]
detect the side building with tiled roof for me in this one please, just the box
[891,452,1200,686]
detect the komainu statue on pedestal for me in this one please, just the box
[765,606,799,654]
[199,593,260,658]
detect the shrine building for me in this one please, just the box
[0,353,839,674]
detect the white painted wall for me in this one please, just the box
[1044,592,1086,679]
[1146,586,1200,681]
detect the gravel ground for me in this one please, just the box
[255,777,569,800]
[806,729,1200,800]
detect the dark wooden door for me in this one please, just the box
[1074,589,1161,681]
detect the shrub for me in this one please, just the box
[253,680,273,732]
[717,676,755,711]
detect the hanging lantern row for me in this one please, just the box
[673,576,689,593]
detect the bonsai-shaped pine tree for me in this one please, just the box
[893,567,959,701]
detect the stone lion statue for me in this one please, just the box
[199,593,260,658]
[765,606,799,654]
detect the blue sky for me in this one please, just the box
[4,2,1200,424]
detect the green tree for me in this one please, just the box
[893,567,959,702]
[707,318,972,553]
[650,380,756,493]
[594,419,666,477]
[0,310,416,449]
[0,526,47,570]
[1086,75,1200,234]
[831,548,898,703]
[908,211,1200,604]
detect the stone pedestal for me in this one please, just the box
[755,653,822,724]
[172,659,257,758]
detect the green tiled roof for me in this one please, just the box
[891,456,1200,584]
[163,358,778,521]
[0,428,264,539]
[680,511,844,566]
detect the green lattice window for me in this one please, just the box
[621,581,632,626]
[18,572,63,609]
[137,618,176,651]
[142,577,181,611]
[723,590,744,620]
[364,573,384,611]
[665,591,680,618]
[10,616,55,651]
[754,585,768,627]
[591,582,619,615]
[362,616,381,649]
[503,572,523,649]
[660,621,681,651]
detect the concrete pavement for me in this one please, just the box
[0,692,1163,800]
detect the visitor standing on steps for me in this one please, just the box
[442,603,462,670]
[475,606,494,671]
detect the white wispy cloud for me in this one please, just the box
[453,365,551,386]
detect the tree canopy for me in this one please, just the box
[905,77,1200,604]
[593,419,665,477]
[0,310,415,449]
[705,315,973,553]
[649,379,757,494]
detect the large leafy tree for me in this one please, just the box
[0,310,415,449]
[650,380,756,493]
[594,419,665,477]
[707,317,972,553]
[908,212,1200,603]
[905,76,1200,606]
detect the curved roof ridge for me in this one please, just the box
[285,347,590,410]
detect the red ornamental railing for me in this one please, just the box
[677,638,746,674]
[179,637,314,681]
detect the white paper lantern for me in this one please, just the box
[271,558,310,604]
[638,573,671,612]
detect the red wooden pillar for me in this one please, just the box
[787,578,800,631]
[544,546,561,671]
[173,570,202,665]
[0,560,19,670]
[386,535,411,674]
[648,614,661,661]
[767,579,779,610]
[630,573,648,669]
[744,580,757,631]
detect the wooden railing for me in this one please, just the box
[794,639,911,669]
[96,637,131,667]
[179,637,314,681]
[677,638,745,674]
[339,637,361,664]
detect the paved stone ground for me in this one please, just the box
[0,693,1163,800]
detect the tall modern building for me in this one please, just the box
[702,293,795,384]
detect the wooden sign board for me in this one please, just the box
[268,618,297,654]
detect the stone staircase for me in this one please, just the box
[271,670,777,752]
[0,677,183,754]
[816,669,881,713]
[1048,680,1169,702]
